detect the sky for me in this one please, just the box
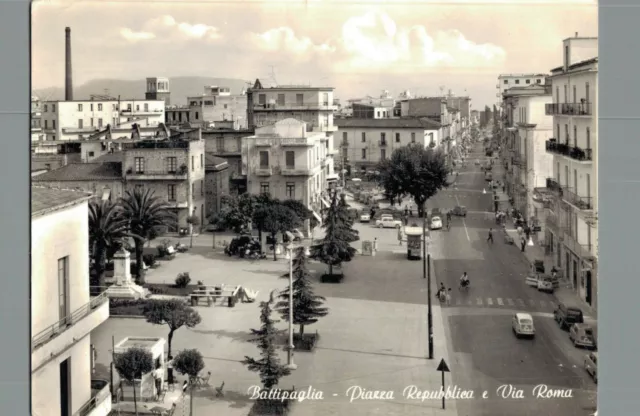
[32,0,597,108]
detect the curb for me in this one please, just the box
[109,314,146,319]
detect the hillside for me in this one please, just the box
[33,76,251,105]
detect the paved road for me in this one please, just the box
[430,144,597,416]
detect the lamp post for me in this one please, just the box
[285,244,298,370]
[422,201,434,359]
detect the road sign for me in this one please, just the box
[437,358,450,409]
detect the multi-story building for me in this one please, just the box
[334,118,441,174]
[145,77,171,105]
[165,106,192,126]
[203,128,254,195]
[32,128,207,230]
[541,35,598,309]
[470,110,479,125]
[497,74,548,102]
[204,154,230,219]
[40,98,166,141]
[501,84,554,225]
[31,186,111,416]
[187,86,248,129]
[32,96,44,142]
[242,118,333,226]
[352,103,392,119]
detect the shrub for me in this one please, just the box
[175,272,191,288]
[147,285,168,295]
[143,253,157,268]
[109,298,148,316]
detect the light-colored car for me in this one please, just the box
[537,277,555,293]
[376,216,403,228]
[512,312,535,338]
[584,352,597,383]
[360,213,371,223]
[569,323,596,349]
[430,216,443,230]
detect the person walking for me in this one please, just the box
[446,288,452,306]
[520,237,527,252]
[487,228,494,244]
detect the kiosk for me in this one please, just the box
[404,227,424,260]
[114,337,166,401]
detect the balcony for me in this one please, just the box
[561,187,593,211]
[281,166,313,176]
[255,138,273,147]
[77,379,112,416]
[32,287,109,371]
[121,108,163,116]
[545,102,593,116]
[379,140,388,147]
[165,200,189,209]
[253,102,337,111]
[545,139,593,163]
[562,233,596,261]
[62,126,98,134]
[281,137,315,147]
[125,168,188,180]
[255,167,272,176]
[532,188,554,208]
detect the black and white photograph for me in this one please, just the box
[31,0,598,415]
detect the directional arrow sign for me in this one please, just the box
[437,358,450,409]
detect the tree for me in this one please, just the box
[173,349,205,416]
[336,194,359,243]
[276,246,328,336]
[377,146,450,218]
[309,191,358,276]
[88,199,132,288]
[186,214,200,248]
[121,188,176,280]
[281,199,319,231]
[252,203,301,261]
[212,193,258,233]
[142,299,202,357]
[113,347,153,416]
[243,291,291,390]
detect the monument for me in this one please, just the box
[105,249,149,299]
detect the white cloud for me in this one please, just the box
[119,28,156,42]
[335,11,506,73]
[249,27,335,56]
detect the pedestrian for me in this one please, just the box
[525,226,531,240]
[167,355,174,385]
[398,227,403,246]
[404,207,409,217]
[520,237,526,252]
[403,215,409,226]
[373,237,378,252]
[446,288,452,305]
[409,208,413,217]
[487,228,494,244]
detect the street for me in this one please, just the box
[429,143,597,416]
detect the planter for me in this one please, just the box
[321,273,344,283]
[293,331,320,352]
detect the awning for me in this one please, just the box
[101,188,111,201]
[321,198,330,209]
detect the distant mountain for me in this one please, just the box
[33,76,251,105]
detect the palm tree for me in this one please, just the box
[88,199,131,288]
[121,189,177,280]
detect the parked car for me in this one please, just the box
[430,216,443,230]
[569,323,597,349]
[376,216,403,228]
[554,303,584,330]
[512,312,535,338]
[430,208,442,218]
[451,205,467,217]
[360,213,371,223]
[584,351,598,383]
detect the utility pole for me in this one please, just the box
[423,201,434,359]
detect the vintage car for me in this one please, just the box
[569,323,597,349]
[512,312,535,338]
[451,205,467,217]
[376,215,403,228]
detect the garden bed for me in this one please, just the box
[144,283,197,297]
[109,298,148,317]
[293,332,320,352]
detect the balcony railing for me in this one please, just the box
[253,102,336,111]
[545,178,562,193]
[545,102,593,116]
[281,167,313,176]
[379,140,388,146]
[126,168,188,177]
[78,379,111,416]
[32,287,109,351]
[255,167,272,176]
[532,188,553,208]
[561,187,593,210]
[562,233,596,260]
[545,139,593,162]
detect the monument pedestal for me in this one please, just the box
[105,249,149,299]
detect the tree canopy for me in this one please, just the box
[113,347,153,415]
[253,202,302,260]
[142,299,202,357]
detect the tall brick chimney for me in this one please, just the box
[65,27,73,101]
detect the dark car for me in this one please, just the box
[451,205,467,217]
[554,303,584,330]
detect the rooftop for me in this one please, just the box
[32,186,92,217]
[205,153,229,171]
[93,152,124,163]
[550,57,598,74]
[334,117,441,129]
[31,162,123,182]
[498,73,548,78]
[42,98,165,103]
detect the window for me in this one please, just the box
[259,151,269,168]
[134,157,145,173]
[112,104,116,111]
[277,94,285,106]
[515,80,520,84]
[573,126,577,147]
[191,155,195,171]
[127,104,132,111]
[200,180,204,196]
[88,151,95,157]
[380,133,386,145]
[536,79,541,84]
[192,183,195,197]
[556,124,560,139]
[258,94,266,105]
[166,156,177,173]
[395,133,400,142]
[195,112,199,120]
[98,118,103,128]
[44,104,48,112]
[381,149,386,160]
[44,120,48,128]
[411,132,416,143]
[200,154,203,168]
[362,149,367,159]
[52,135,56,140]
[260,182,270,194]
[563,85,568,102]
[286,182,295,199]
[503,80,508,84]
[224,104,228,109]
[377,111,381,118]
[296,94,303,105]
[573,86,577,103]
[168,184,176,201]
[45,163,51,170]
[98,103,103,111]
[586,82,590,103]
[586,127,591,149]
[78,119,83,128]
[342,132,347,142]
[58,256,69,319]
[204,101,214,106]
[526,79,531,84]
[78,104,83,111]
[136,105,140,111]
[564,124,569,142]
[361,132,366,142]
[90,118,94,127]
[144,103,149,112]
[285,151,295,168]
[52,104,55,112]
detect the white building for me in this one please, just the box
[40,98,166,141]
[497,74,548,102]
[32,96,44,142]
[187,86,248,129]
[31,186,111,416]
[242,118,334,226]
[334,117,441,174]
[543,35,598,309]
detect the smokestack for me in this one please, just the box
[65,27,73,101]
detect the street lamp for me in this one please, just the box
[422,201,434,360]
[284,243,299,370]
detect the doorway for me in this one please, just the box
[60,358,71,416]
[572,259,578,289]
[585,270,592,305]
[565,252,571,286]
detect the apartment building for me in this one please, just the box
[32,96,44,141]
[32,128,207,230]
[502,85,555,227]
[542,35,598,309]
[497,74,547,102]
[203,128,254,195]
[352,103,392,119]
[145,77,171,105]
[40,98,166,141]
[187,86,248,129]
[334,118,441,174]
[242,118,332,224]
[204,154,230,218]
[31,186,111,416]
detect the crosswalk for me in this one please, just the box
[448,296,556,310]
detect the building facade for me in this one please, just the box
[334,118,441,174]
[203,128,254,195]
[542,36,598,309]
[204,155,230,219]
[32,96,44,142]
[187,86,248,129]
[145,77,171,105]
[31,186,111,416]
[497,74,548,102]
